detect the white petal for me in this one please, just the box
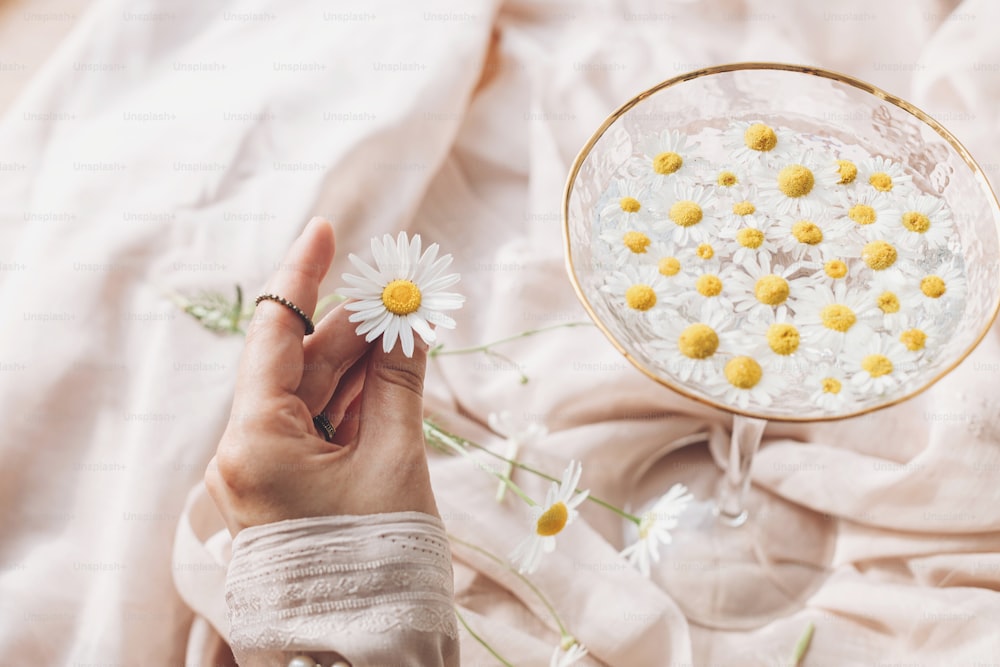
[360,311,392,338]
[348,254,387,285]
[420,272,461,293]
[340,288,381,302]
[423,311,456,329]
[382,316,401,353]
[421,292,465,310]
[399,320,415,358]
[407,313,435,344]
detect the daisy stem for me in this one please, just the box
[429,321,594,357]
[424,419,641,525]
[423,420,537,507]
[455,607,516,667]
[790,621,815,666]
[448,533,570,638]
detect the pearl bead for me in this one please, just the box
[287,657,318,667]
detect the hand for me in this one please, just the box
[206,217,440,536]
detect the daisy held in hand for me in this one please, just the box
[340,232,464,357]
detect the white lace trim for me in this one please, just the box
[226,513,459,650]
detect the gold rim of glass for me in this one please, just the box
[562,61,1000,423]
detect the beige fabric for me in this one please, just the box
[3,0,1000,665]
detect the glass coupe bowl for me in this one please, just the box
[562,63,1000,629]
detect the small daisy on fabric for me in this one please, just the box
[650,182,721,246]
[844,334,913,396]
[755,149,840,215]
[722,120,797,168]
[650,302,741,384]
[550,642,589,667]
[620,483,694,577]
[806,362,853,412]
[488,411,548,503]
[857,156,914,198]
[510,460,589,574]
[599,177,652,227]
[340,232,464,357]
[892,193,956,251]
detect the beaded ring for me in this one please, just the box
[254,293,316,335]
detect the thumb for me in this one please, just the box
[357,335,429,450]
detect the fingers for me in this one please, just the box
[356,335,429,453]
[236,217,335,402]
[315,349,368,442]
[297,304,371,416]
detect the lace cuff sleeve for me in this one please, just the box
[225,511,459,667]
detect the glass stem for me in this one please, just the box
[714,415,768,527]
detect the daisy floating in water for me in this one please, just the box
[510,460,589,574]
[340,232,464,357]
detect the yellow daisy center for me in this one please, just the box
[744,123,778,152]
[821,304,856,332]
[825,260,848,279]
[620,196,641,213]
[678,323,719,359]
[737,228,764,249]
[733,200,756,216]
[778,165,815,198]
[381,279,423,315]
[696,274,723,297]
[862,354,893,377]
[653,151,683,175]
[754,274,790,306]
[697,243,714,260]
[718,170,738,186]
[902,211,931,233]
[622,231,651,254]
[920,275,946,298]
[792,220,823,245]
[869,172,893,192]
[877,291,900,313]
[725,356,763,389]
[862,240,897,270]
[767,323,800,356]
[822,377,842,394]
[658,256,681,276]
[670,200,703,227]
[536,501,568,536]
[900,328,927,351]
[836,159,858,184]
[625,284,657,311]
[849,204,877,225]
